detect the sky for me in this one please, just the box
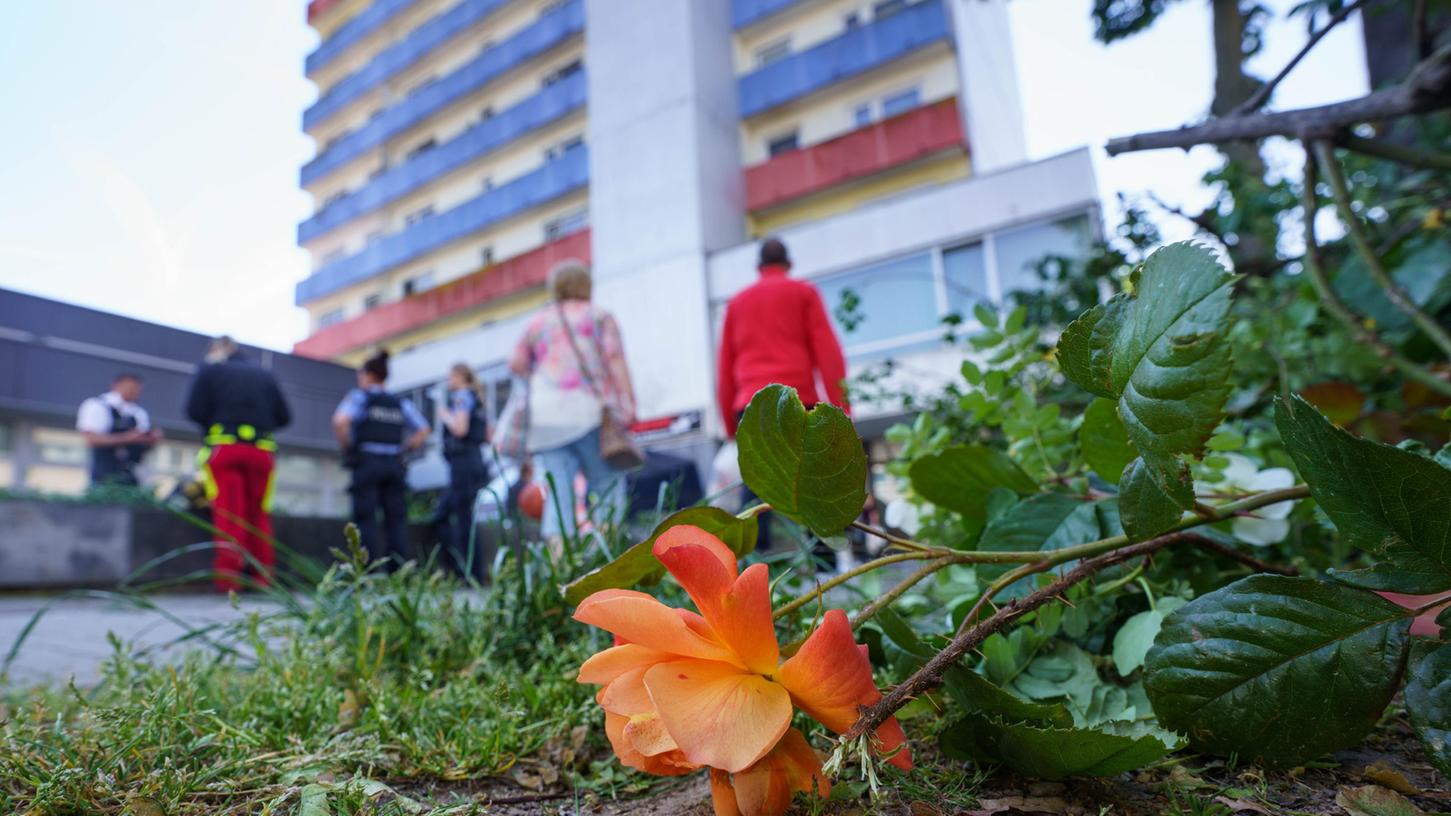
[0,0,1368,352]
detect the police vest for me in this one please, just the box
[91,398,140,481]
[443,391,488,458]
[355,391,406,447]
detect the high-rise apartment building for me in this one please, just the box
[292,0,1099,483]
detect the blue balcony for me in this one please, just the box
[301,0,584,186]
[737,0,950,118]
[299,72,585,243]
[295,144,589,305]
[305,0,511,130]
[733,0,803,29]
[307,0,415,76]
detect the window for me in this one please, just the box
[545,134,585,161]
[852,103,874,128]
[322,249,346,266]
[881,87,921,118]
[542,59,582,87]
[318,309,344,329]
[34,428,87,466]
[481,176,495,192]
[544,208,589,241]
[409,76,437,96]
[480,246,495,265]
[369,163,388,180]
[363,292,383,311]
[406,138,437,160]
[767,131,799,157]
[844,10,862,28]
[994,214,1092,297]
[0,422,13,455]
[323,135,343,152]
[480,105,496,121]
[539,0,568,15]
[815,252,939,349]
[754,37,792,67]
[480,39,496,53]
[322,191,347,210]
[366,229,385,245]
[404,205,436,227]
[872,0,908,19]
[943,242,988,317]
[402,271,435,296]
[369,107,384,120]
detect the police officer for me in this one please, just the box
[77,373,161,487]
[333,350,429,567]
[435,363,490,579]
[185,336,292,592]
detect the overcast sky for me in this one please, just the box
[0,0,1367,351]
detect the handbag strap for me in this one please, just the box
[554,301,607,403]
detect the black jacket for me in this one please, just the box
[185,354,292,434]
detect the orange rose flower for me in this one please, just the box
[573,525,911,816]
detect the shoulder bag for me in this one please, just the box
[555,302,645,471]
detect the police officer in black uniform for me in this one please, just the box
[76,373,161,487]
[435,362,490,579]
[332,351,429,567]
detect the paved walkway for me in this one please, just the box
[0,593,264,688]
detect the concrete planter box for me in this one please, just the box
[0,499,518,589]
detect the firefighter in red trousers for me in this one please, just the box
[185,336,292,592]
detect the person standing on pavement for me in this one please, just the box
[716,237,850,550]
[185,336,292,592]
[333,350,429,568]
[435,362,490,578]
[77,373,161,488]
[508,260,637,547]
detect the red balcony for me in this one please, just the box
[744,97,967,212]
[307,0,347,23]
[294,229,591,360]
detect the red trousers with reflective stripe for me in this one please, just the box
[206,443,276,592]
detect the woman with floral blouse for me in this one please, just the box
[509,260,637,542]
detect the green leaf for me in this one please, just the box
[940,714,1177,778]
[1406,642,1451,777]
[978,494,1102,555]
[876,606,932,659]
[737,384,867,538]
[299,784,333,816]
[1081,398,1136,485]
[973,301,999,329]
[1144,575,1413,767]
[561,507,756,605]
[1118,458,1187,542]
[943,666,1073,728]
[1205,429,1244,451]
[1329,564,1451,595]
[909,445,1037,536]
[1277,395,1451,592]
[1058,242,1236,462]
[1009,641,1099,712]
[1111,598,1187,677]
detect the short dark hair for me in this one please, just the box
[758,237,790,267]
[361,350,390,382]
[113,372,142,384]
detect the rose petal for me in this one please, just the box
[654,529,780,674]
[603,711,697,777]
[778,609,912,770]
[729,728,831,816]
[573,589,736,664]
[710,768,742,816]
[643,658,792,773]
[578,644,672,685]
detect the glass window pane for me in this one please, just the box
[815,252,938,350]
[994,214,1092,297]
[943,242,988,318]
[881,87,920,118]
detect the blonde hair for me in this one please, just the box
[450,362,482,396]
[548,260,592,302]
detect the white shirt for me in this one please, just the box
[76,390,151,435]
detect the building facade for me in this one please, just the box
[292,0,1100,486]
[0,289,355,516]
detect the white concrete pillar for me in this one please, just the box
[584,0,745,425]
[948,0,1028,172]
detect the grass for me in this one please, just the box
[0,521,617,815]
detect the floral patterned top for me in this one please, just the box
[510,299,636,451]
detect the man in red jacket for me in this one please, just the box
[717,238,850,548]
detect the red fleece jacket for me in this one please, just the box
[717,265,849,437]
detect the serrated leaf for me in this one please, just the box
[737,384,867,537]
[940,713,1177,778]
[561,507,756,604]
[909,445,1037,536]
[1144,575,1413,767]
[1058,243,1236,463]
[974,301,999,328]
[1009,641,1099,712]
[1081,398,1136,485]
[1329,564,1451,595]
[1112,598,1187,677]
[943,666,1073,728]
[1406,642,1451,777]
[1119,458,1186,541]
[1277,395,1451,592]
[978,494,1103,554]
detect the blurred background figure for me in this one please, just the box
[435,362,490,579]
[509,261,637,546]
[333,350,429,568]
[76,373,160,489]
[185,335,292,592]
